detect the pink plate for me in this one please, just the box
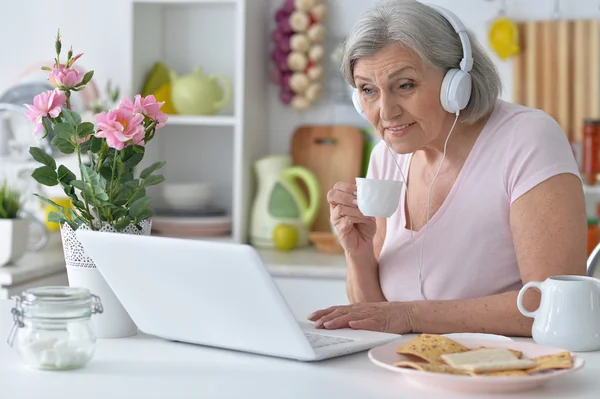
[368,337,585,394]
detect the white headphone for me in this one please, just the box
[351,4,473,117]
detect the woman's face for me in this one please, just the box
[353,43,452,154]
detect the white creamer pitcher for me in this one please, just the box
[517,275,600,352]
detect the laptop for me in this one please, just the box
[75,231,401,361]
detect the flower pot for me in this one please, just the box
[0,219,28,266]
[59,220,152,338]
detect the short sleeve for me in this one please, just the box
[505,112,581,204]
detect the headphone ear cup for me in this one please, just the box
[440,68,472,114]
[352,88,368,120]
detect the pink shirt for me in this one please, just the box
[366,100,580,301]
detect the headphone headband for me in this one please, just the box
[427,4,473,72]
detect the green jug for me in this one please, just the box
[249,155,320,249]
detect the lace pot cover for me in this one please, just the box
[60,220,152,268]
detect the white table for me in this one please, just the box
[1,301,599,398]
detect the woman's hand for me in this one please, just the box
[328,182,377,255]
[307,302,414,334]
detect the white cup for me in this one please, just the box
[355,178,403,218]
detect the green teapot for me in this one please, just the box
[170,67,232,115]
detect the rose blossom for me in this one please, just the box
[95,109,145,150]
[120,94,167,128]
[24,89,67,136]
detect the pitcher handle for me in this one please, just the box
[280,166,320,228]
[210,73,232,111]
[517,281,543,318]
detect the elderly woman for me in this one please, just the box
[308,0,586,336]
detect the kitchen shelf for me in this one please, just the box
[165,115,237,127]
[126,0,269,243]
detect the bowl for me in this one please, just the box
[162,182,214,211]
[309,231,344,254]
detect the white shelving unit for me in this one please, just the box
[124,0,270,243]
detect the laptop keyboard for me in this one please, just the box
[304,332,356,348]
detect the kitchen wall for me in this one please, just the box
[0,0,598,156]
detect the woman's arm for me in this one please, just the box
[310,173,588,335]
[408,173,587,336]
[346,217,387,303]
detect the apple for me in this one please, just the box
[273,224,299,251]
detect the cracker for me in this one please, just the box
[525,351,573,374]
[471,346,523,359]
[394,361,470,375]
[440,348,536,372]
[475,369,529,377]
[395,334,469,363]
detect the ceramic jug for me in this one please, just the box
[249,155,320,249]
[517,275,600,352]
[170,67,232,115]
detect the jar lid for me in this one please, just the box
[16,286,102,319]
[584,118,600,126]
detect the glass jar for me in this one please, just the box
[7,286,103,370]
[582,119,600,186]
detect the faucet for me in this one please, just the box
[587,242,600,277]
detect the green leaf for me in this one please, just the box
[123,152,144,170]
[77,122,95,138]
[79,140,91,153]
[143,174,164,187]
[121,171,134,182]
[114,215,131,231]
[129,196,151,219]
[61,108,82,126]
[34,194,66,214]
[135,210,154,222]
[29,147,56,169]
[90,136,103,153]
[57,165,76,184]
[129,186,146,204]
[51,136,75,154]
[31,166,58,186]
[80,165,109,202]
[140,161,166,179]
[53,122,75,140]
[47,210,67,224]
[70,180,93,197]
[78,70,94,87]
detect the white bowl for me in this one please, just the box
[162,183,214,211]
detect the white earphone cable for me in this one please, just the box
[384,110,460,300]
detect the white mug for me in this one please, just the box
[517,275,600,352]
[355,177,403,218]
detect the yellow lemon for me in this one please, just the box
[489,17,521,60]
[153,83,178,114]
[273,224,299,251]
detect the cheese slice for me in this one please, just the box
[440,348,537,372]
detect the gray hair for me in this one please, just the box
[341,0,501,124]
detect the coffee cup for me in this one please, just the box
[355,177,403,218]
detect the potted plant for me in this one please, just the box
[0,181,28,266]
[25,30,168,338]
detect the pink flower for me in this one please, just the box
[24,89,67,136]
[94,109,145,150]
[120,94,167,128]
[49,65,85,89]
